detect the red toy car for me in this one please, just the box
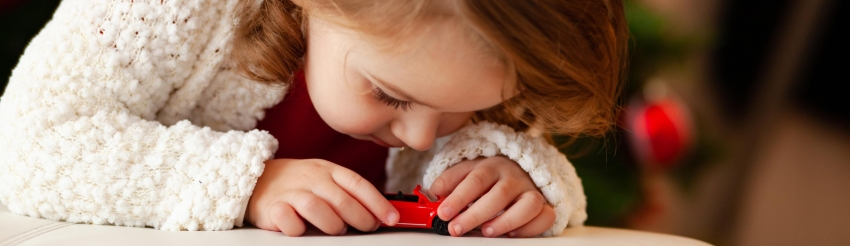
[381,185,452,235]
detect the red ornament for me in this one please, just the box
[625,92,693,169]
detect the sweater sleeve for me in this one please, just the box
[386,122,587,237]
[0,0,277,231]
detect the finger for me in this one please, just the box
[449,180,524,237]
[507,204,556,238]
[287,191,347,235]
[480,191,545,237]
[314,183,380,232]
[331,167,400,226]
[429,159,481,197]
[269,201,307,236]
[438,166,499,222]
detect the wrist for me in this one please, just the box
[246,159,280,226]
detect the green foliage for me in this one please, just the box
[559,0,713,227]
[624,0,694,91]
[559,135,642,227]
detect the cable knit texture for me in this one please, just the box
[419,122,588,237]
[0,0,283,231]
[0,0,584,236]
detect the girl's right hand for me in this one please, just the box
[246,159,399,236]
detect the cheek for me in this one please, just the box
[303,39,392,136]
[328,104,388,135]
[309,78,391,136]
[436,112,475,137]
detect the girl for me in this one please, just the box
[0,0,627,238]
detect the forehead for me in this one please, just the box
[352,19,514,112]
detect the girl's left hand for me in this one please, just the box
[429,156,555,237]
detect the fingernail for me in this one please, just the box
[453,224,464,236]
[338,226,347,236]
[485,227,494,237]
[508,231,517,238]
[372,221,381,231]
[441,206,453,219]
[387,211,399,226]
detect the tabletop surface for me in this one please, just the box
[0,205,711,246]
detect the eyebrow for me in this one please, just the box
[363,71,437,109]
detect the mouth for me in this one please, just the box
[370,135,396,148]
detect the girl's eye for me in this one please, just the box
[372,87,413,111]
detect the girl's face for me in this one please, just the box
[304,16,514,151]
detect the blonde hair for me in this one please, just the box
[232,0,628,138]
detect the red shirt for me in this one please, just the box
[255,73,389,190]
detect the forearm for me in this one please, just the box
[0,108,277,230]
[421,122,587,237]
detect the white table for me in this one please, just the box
[0,205,710,246]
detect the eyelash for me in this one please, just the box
[372,87,413,111]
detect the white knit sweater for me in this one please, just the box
[0,0,586,237]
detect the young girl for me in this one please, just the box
[0,0,627,238]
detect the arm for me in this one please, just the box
[386,121,586,236]
[423,122,587,237]
[0,0,277,230]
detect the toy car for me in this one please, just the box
[381,185,452,235]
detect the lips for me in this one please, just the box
[371,136,394,148]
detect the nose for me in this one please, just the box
[391,110,442,151]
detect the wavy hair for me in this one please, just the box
[232,0,628,138]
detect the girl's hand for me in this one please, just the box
[246,159,399,236]
[430,156,555,237]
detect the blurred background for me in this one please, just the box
[1,0,848,245]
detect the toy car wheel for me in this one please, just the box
[432,217,450,235]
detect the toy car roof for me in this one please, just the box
[383,185,440,203]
